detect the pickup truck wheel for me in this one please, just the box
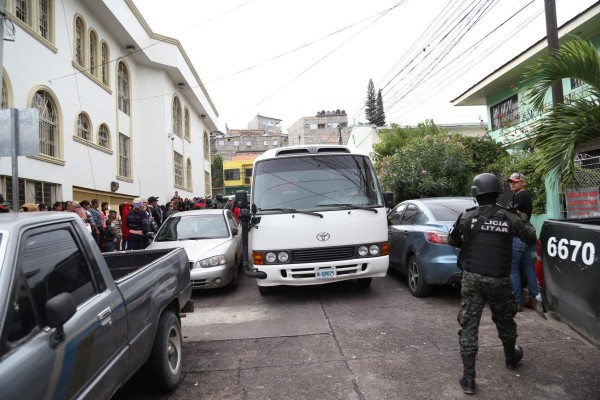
[356,278,372,289]
[407,256,432,297]
[144,311,183,392]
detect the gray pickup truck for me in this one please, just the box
[539,217,600,348]
[0,212,193,399]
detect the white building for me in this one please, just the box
[1,0,218,209]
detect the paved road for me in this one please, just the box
[114,270,600,400]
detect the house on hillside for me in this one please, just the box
[452,2,600,224]
[1,0,218,208]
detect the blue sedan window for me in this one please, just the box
[428,201,475,221]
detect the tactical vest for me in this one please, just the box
[462,209,514,277]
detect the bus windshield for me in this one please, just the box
[252,154,383,212]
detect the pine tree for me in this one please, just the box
[365,79,377,124]
[375,89,386,126]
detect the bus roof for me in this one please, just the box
[255,145,368,162]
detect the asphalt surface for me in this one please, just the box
[113,269,600,400]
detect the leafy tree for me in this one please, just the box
[375,130,473,202]
[374,121,513,203]
[373,120,445,161]
[374,89,386,126]
[211,154,223,189]
[522,38,600,188]
[460,135,510,175]
[365,79,377,124]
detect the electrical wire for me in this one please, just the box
[391,0,540,120]
[249,1,407,110]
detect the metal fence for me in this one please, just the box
[559,154,600,217]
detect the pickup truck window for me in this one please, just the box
[5,275,39,345]
[19,228,104,326]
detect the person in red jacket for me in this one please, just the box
[120,202,132,250]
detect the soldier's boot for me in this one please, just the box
[504,342,523,370]
[460,355,476,394]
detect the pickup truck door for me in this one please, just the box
[0,222,127,400]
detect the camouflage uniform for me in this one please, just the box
[449,204,536,357]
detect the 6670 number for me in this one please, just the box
[546,236,595,266]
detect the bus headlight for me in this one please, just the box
[265,252,277,263]
[358,246,369,257]
[369,244,380,255]
[277,252,289,262]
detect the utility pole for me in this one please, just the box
[337,124,342,145]
[544,0,563,106]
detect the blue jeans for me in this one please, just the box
[510,237,538,304]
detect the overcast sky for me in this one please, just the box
[132,0,597,133]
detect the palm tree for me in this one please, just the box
[522,38,600,188]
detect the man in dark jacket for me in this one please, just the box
[448,173,537,395]
[125,197,152,250]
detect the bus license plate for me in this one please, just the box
[316,267,336,279]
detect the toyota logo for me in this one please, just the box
[316,232,330,241]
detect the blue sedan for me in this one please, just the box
[387,197,477,297]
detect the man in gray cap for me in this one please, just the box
[506,172,537,312]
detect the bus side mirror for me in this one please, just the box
[235,190,248,209]
[384,192,394,209]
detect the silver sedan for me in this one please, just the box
[147,209,242,290]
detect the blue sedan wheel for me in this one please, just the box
[408,256,432,297]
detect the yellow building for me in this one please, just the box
[223,156,257,195]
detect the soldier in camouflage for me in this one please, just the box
[448,173,537,395]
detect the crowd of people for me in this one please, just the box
[0,192,238,252]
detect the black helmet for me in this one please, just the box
[470,173,502,196]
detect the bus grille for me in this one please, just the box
[292,246,355,263]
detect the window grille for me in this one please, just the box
[32,91,57,157]
[205,171,210,195]
[75,17,84,65]
[1,80,7,109]
[186,159,192,189]
[39,0,49,39]
[101,43,109,85]
[184,109,190,140]
[571,78,584,90]
[77,113,90,140]
[118,133,130,177]
[89,31,97,76]
[490,94,519,131]
[224,169,240,180]
[98,124,109,148]
[172,97,181,137]
[16,0,28,23]
[174,151,183,186]
[118,62,130,115]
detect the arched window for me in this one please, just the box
[101,42,109,85]
[1,78,8,109]
[76,113,91,141]
[74,17,85,66]
[184,108,190,141]
[204,130,210,160]
[89,31,97,76]
[172,97,182,138]
[16,0,29,24]
[186,158,192,189]
[118,62,130,115]
[39,0,50,40]
[98,124,110,148]
[32,91,58,158]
